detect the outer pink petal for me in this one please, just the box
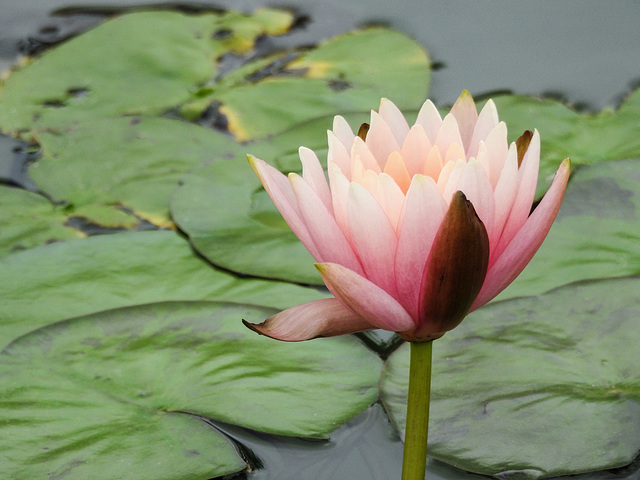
[490,144,519,260]
[346,182,399,297]
[472,158,571,309]
[327,130,351,176]
[248,155,321,260]
[467,99,500,158]
[332,115,356,149]
[415,99,442,143]
[366,110,401,167]
[379,98,410,144]
[480,121,509,186]
[316,263,415,332]
[289,174,364,275]
[299,146,332,212]
[495,130,541,255]
[394,174,447,318]
[328,162,351,234]
[450,90,478,152]
[243,298,375,341]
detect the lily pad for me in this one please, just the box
[30,116,245,228]
[492,88,640,196]
[0,185,83,256]
[0,301,381,478]
[0,230,327,347]
[380,276,640,479]
[171,112,370,285]
[199,27,431,141]
[0,9,294,136]
[496,158,640,302]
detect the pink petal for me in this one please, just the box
[481,122,509,186]
[450,90,478,152]
[366,110,401,167]
[299,146,332,212]
[411,191,489,342]
[440,159,466,202]
[352,136,382,173]
[243,298,375,341]
[472,158,571,309]
[289,173,364,274]
[400,125,433,176]
[467,99,500,158]
[457,158,496,242]
[382,151,412,194]
[316,263,415,332]
[375,172,406,231]
[332,115,356,149]
[327,130,351,176]
[394,174,447,318]
[415,99,443,143]
[328,162,351,234]
[346,182,399,297]
[379,98,410,144]
[495,130,541,256]
[434,113,464,156]
[490,144,519,258]
[248,155,321,260]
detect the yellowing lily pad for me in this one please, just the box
[0,9,294,136]
[203,27,431,141]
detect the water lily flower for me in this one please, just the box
[245,91,570,342]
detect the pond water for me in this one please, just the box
[1,1,639,479]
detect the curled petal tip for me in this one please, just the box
[242,299,375,342]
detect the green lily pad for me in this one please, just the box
[0,9,294,136]
[30,116,245,227]
[0,230,327,348]
[0,301,381,478]
[380,276,640,479]
[493,89,640,196]
[496,157,640,302]
[171,112,370,285]
[0,185,84,256]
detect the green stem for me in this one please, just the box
[401,340,433,480]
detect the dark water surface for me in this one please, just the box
[1,1,639,479]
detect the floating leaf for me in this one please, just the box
[171,113,370,284]
[380,277,640,479]
[0,185,83,256]
[30,116,245,227]
[0,230,327,347]
[0,301,381,478]
[0,9,294,136]
[497,158,640,302]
